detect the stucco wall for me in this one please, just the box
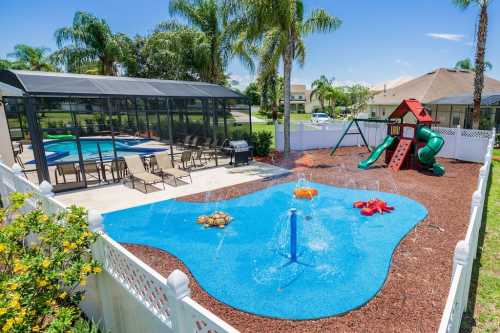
[0,102,14,166]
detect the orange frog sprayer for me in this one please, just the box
[293,187,319,200]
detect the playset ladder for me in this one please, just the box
[388,139,412,172]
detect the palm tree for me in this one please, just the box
[162,0,254,84]
[7,44,55,71]
[324,85,345,111]
[234,0,341,156]
[310,75,334,110]
[455,57,492,71]
[452,0,491,128]
[53,11,131,75]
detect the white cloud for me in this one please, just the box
[426,33,465,42]
[465,41,474,47]
[228,73,254,90]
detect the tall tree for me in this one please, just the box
[233,1,341,156]
[347,84,371,117]
[244,82,261,105]
[7,44,55,71]
[310,75,334,110]
[162,0,254,84]
[136,29,211,81]
[453,0,490,128]
[53,11,131,75]
[455,57,492,71]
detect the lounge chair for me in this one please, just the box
[123,155,165,193]
[154,152,192,186]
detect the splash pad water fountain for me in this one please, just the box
[104,174,428,319]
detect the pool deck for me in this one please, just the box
[55,161,290,213]
[123,147,481,332]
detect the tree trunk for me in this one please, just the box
[282,41,293,157]
[472,5,488,129]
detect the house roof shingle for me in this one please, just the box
[370,68,500,105]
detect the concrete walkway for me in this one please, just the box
[55,161,289,213]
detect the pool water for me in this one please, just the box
[42,139,165,163]
[103,182,427,319]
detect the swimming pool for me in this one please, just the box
[103,182,427,319]
[40,138,166,164]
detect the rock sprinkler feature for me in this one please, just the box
[197,211,233,228]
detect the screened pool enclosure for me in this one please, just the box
[0,70,251,192]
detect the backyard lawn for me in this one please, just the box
[461,154,500,332]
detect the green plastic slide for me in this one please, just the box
[358,135,396,169]
[416,127,445,176]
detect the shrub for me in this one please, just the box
[0,192,101,332]
[250,131,273,157]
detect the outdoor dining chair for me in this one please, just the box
[55,163,80,184]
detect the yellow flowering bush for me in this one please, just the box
[0,192,101,332]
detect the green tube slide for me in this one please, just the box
[416,127,445,176]
[358,135,396,169]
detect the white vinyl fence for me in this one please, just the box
[0,160,238,333]
[275,122,493,163]
[438,128,495,333]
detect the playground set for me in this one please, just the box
[331,99,445,176]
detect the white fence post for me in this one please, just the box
[39,181,54,197]
[454,126,461,159]
[453,241,469,316]
[167,269,191,333]
[88,210,104,233]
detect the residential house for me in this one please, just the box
[368,68,500,128]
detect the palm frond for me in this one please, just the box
[302,9,342,34]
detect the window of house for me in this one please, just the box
[452,114,461,126]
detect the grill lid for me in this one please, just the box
[229,140,249,152]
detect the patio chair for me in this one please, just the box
[80,160,102,183]
[154,152,192,186]
[181,135,192,149]
[201,137,212,148]
[179,150,193,170]
[188,136,199,148]
[192,149,206,168]
[55,163,80,184]
[105,159,127,182]
[123,155,165,193]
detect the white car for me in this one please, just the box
[311,112,331,124]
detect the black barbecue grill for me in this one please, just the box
[222,140,253,166]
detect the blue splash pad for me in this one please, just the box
[103,182,427,319]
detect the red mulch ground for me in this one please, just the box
[123,147,480,332]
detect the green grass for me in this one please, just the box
[290,113,312,121]
[461,153,500,332]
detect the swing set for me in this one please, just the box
[330,118,392,156]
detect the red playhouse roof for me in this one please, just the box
[389,98,433,123]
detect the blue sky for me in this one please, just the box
[1,0,499,89]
